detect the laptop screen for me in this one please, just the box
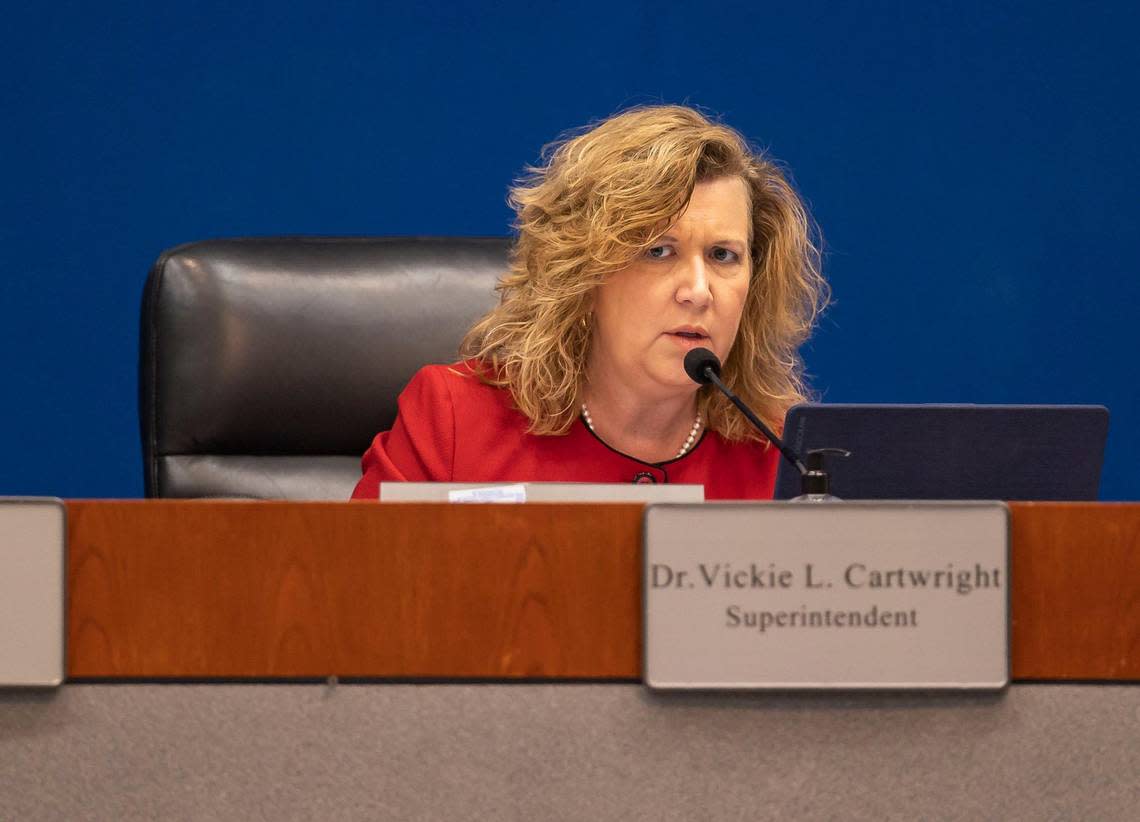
[773,404,1108,501]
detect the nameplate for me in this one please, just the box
[381,482,703,503]
[0,498,66,687]
[644,502,1009,690]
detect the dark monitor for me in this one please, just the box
[773,404,1109,501]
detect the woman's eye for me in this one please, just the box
[710,247,740,263]
[646,245,674,259]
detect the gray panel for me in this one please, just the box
[1,684,1138,820]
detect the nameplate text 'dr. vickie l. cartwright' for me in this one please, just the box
[643,502,1009,691]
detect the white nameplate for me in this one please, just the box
[381,482,704,503]
[0,498,66,687]
[644,502,1009,690]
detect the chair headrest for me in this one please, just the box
[140,236,508,495]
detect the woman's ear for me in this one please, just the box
[581,290,596,324]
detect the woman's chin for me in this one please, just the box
[645,361,704,392]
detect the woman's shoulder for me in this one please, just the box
[404,359,514,407]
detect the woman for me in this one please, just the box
[352,105,826,500]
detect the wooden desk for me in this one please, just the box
[64,501,1140,681]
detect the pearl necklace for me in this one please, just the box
[580,402,703,460]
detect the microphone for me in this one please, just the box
[683,348,807,476]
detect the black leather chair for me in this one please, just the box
[139,237,508,499]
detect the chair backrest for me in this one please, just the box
[140,236,508,499]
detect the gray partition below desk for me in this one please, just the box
[2,684,1137,820]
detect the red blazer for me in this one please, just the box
[351,362,779,500]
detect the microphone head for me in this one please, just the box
[683,347,721,385]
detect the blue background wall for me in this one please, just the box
[3,1,1137,498]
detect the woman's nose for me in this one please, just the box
[676,257,712,307]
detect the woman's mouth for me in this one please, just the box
[665,330,711,349]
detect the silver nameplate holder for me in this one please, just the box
[644,502,1010,691]
[0,497,66,687]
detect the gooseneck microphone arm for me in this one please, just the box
[683,348,807,476]
[704,369,808,476]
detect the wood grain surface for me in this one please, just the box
[67,501,643,679]
[1010,502,1140,679]
[65,501,1140,680]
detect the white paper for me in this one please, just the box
[447,484,528,503]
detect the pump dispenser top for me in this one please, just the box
[792,448,852,502]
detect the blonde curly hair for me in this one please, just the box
[460,104,828,440]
